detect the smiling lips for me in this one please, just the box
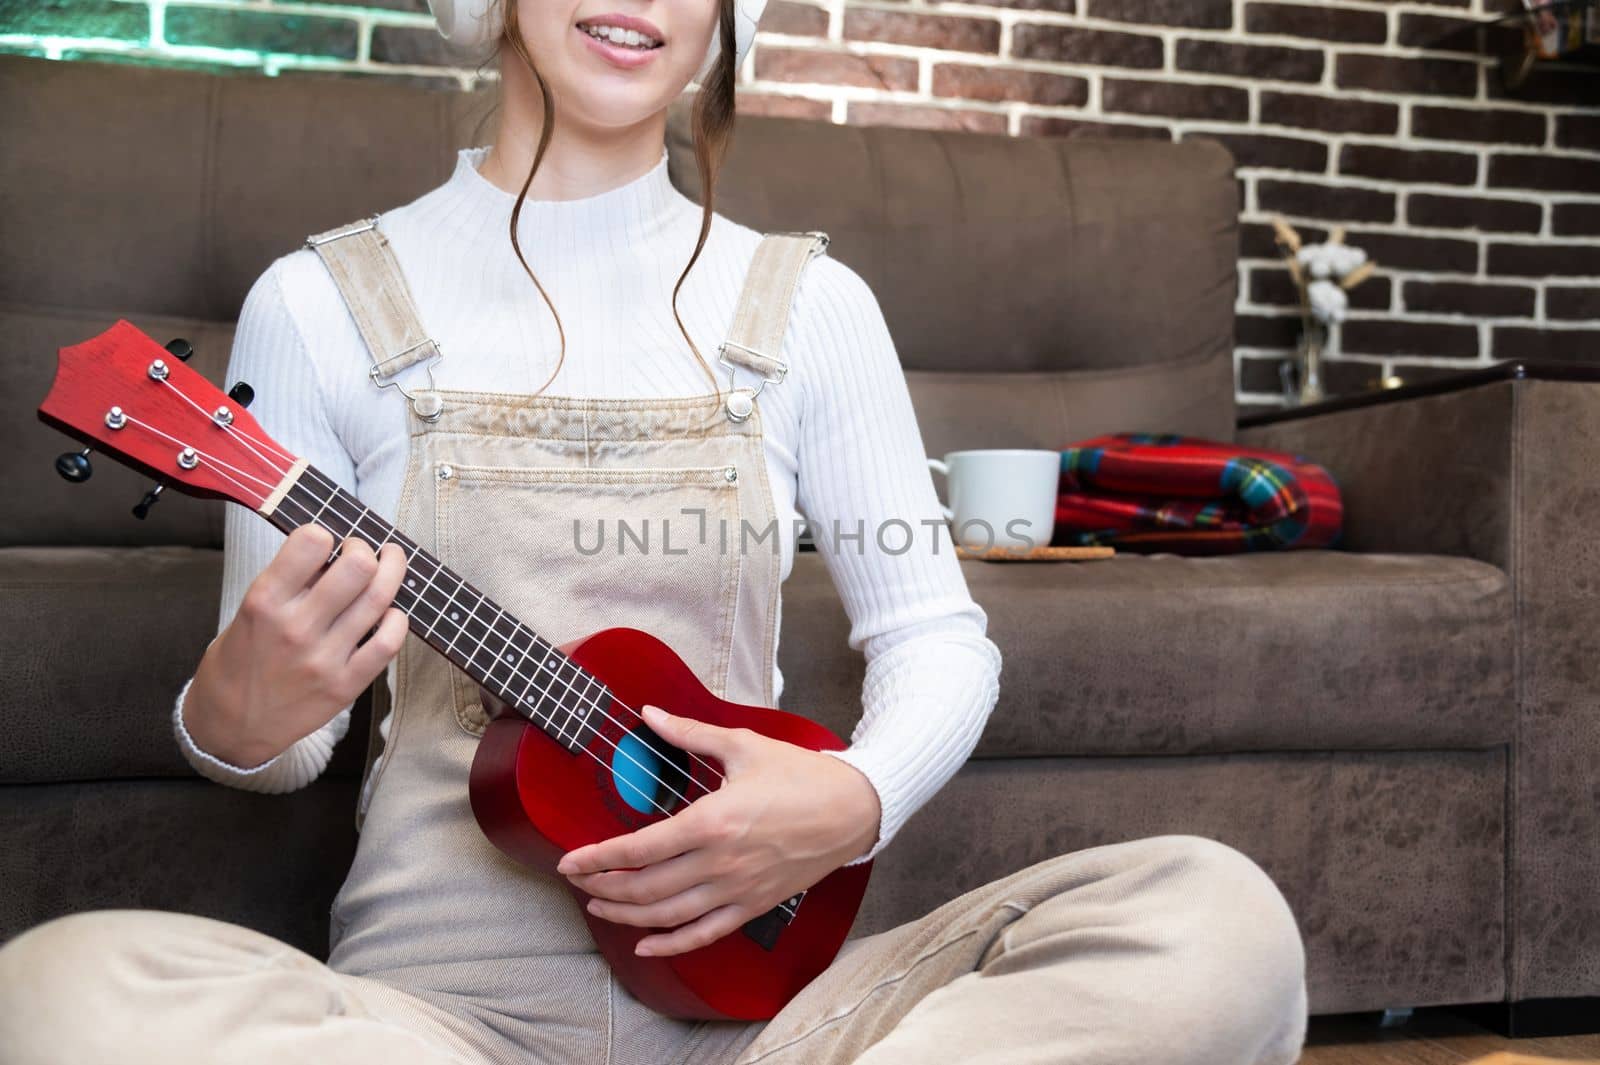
[576,14,665,51]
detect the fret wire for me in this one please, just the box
[286,473,626,752]
[460,601,506,684]
[265,471,731,841]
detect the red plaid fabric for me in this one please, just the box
[1052,432,1344,555]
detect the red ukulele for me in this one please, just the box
[38,320,873,1021]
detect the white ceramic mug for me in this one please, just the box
[926,449,1060,551]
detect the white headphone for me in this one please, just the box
[426,0,768,83]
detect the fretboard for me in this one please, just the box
[262,463,605,751]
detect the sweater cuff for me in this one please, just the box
[172,674,289,782]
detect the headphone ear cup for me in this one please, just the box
[427,0,503,59]
[694,0,769,83]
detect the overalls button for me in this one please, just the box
[438,464,454,480]
[724,466,738,482]
[725,389,755,421]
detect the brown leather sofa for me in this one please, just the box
[2,53,1580,1025]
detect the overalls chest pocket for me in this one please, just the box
[433,459,747,738]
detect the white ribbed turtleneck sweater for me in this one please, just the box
[171,142,1002,859]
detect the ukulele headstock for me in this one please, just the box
[37,319,296,513]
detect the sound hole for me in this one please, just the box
[611,725,692,815]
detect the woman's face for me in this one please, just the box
[513,0,720,131]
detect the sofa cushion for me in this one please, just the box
[779,549,1514,756]
[0,546,369,785]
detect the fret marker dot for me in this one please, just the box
[505,653,516,663]
[406,579,417,588]
[450,611,461,621]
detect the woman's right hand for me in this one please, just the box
[181,523,410,769]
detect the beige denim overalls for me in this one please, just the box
[304,214,828,1064]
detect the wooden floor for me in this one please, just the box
[1301,1011,1600,1063]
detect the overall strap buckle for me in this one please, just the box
[718,231,830,423]
[304,213,446,422]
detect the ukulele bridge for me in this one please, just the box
[740,890,807,951]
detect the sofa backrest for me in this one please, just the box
[3,54,1239,549]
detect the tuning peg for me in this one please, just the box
[227,381,255,409]
[55,447,93,483]
[165,338,194,362]
[132,483,165,520]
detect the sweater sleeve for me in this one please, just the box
[171,258,360,793]
[788,256,1003,863]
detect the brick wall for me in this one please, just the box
[3,0,1597,411]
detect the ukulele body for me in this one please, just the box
[467,624,873,1021]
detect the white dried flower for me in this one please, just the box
[1297,242,1368,281]
[1308,279,1349,324]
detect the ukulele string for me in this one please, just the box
[153,379,799,921]
[197,387,728,791]
[122,391,701,819]
[154,370,720,796]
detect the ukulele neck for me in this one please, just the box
[265,462,604,751]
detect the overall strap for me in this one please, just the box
[304,214,445,419]
[717,231,831,417]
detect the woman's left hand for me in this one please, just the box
[556,704,882,958]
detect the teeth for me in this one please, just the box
[582,23,660,49]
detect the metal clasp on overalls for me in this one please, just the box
[718,340,787,423]
[368,348,445,422]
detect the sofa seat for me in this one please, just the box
[781,550,1514,758]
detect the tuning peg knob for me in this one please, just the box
[165,338,194,362]
[55,447,93,483]
[227,381,255,409]
[132,483,165,520]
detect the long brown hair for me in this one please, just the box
[478,0,741,401]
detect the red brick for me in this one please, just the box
[1489,242,1600,278]
[753,47,918,90]
[1403,281,1536,318]
[843,9,999,53]
[1246,2,1385,43]
[1185,130,1327,172]
[1011,24,1163,68]
[932,64,1088,106]
[762,1,829,36]
[846,102,1008,134]
[1411,105,1547,146]
[1489,152,1600,195]
[1020,116,1172,140]
[1084,0,1231,28]
[1493,326,1600,363]
[1340,144,1478,186]
[1177,39,1323,83]
[1336,54,1478,98]
[1486,65,1600,108]
[1343,319,1479,359]
[1103,78,1249,122]
[1407,192,1541,234]
[1554,203,1600,237]
[1548,287,1600,321]
[1556,114,1600,152]
[735,91,832,119]
[1257,180,1396,224]
[1259,91,1398,135]
[1346,229,1478,272]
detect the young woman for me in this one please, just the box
[0,1,1308,1062]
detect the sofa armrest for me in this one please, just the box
[1235,371,1516,570]
[1245,361,1600,1003]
